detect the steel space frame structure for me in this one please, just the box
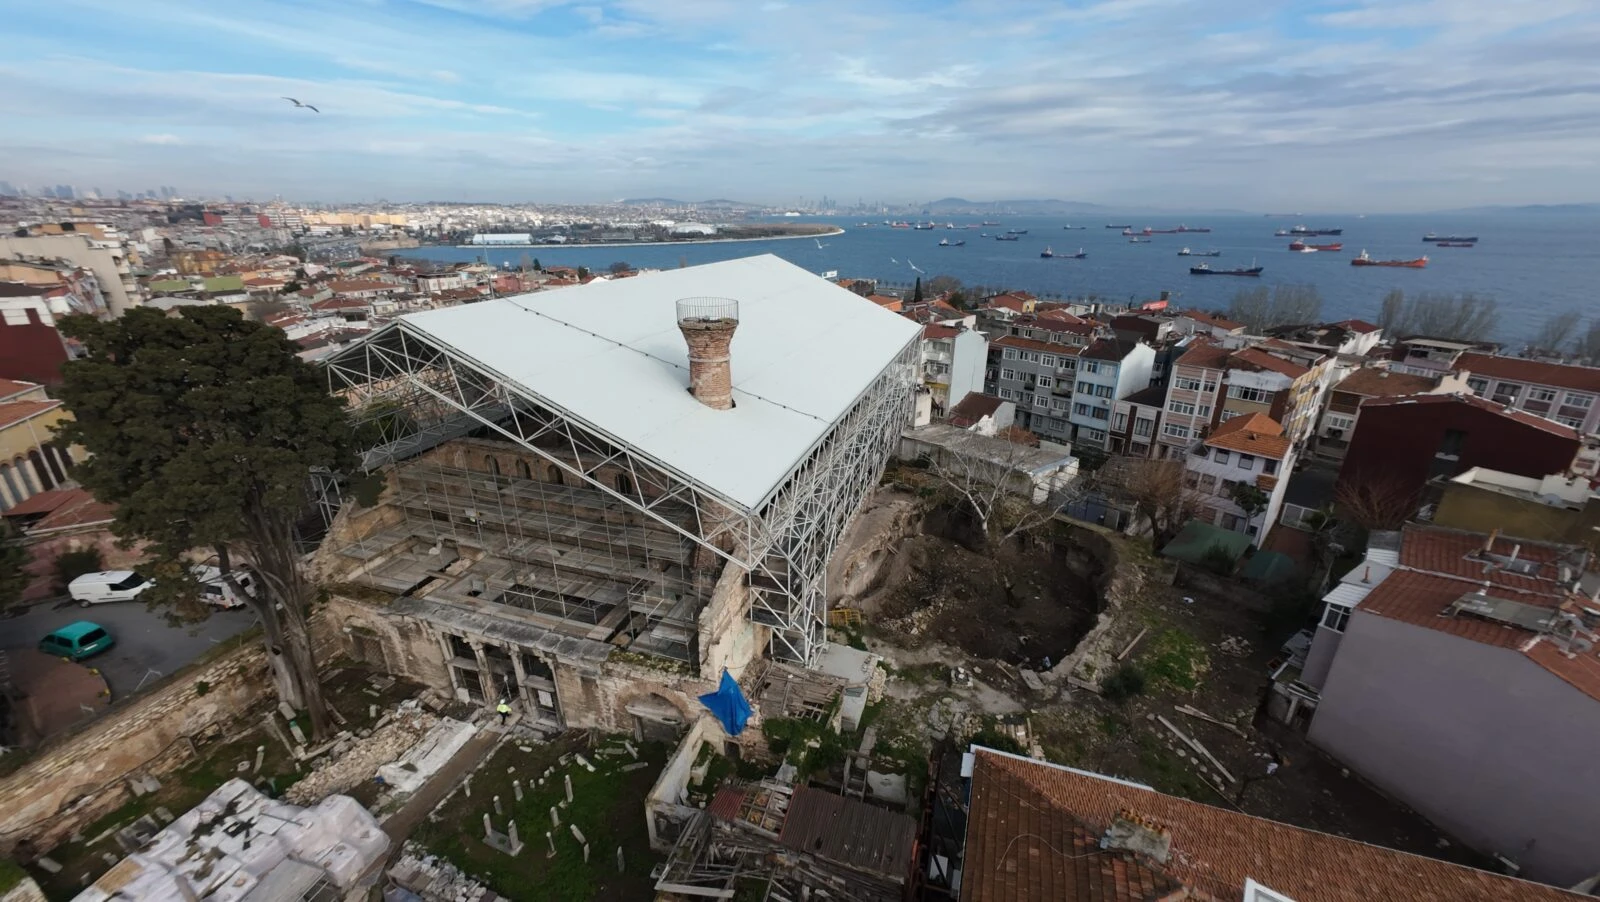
[324,322,917,666]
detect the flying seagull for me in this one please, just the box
[907,259,924,274]
[889,257,898,264]
[814,238,828,249]
[282,96,320,113]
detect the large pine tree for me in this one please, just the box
[56,306,362,738]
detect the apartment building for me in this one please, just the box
[918,324,987,417]
[1455,353,1600,434]
[1108,386,1165,458]
[1157,342,1228,457]
[1156,339,1331,458]
[987,336,1078,444]
[1069,339,1156,452]
[1313,367,1469,463]
[1184,412,1294,544]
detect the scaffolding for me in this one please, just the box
[323,320,918,666]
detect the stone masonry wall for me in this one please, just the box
[0,643,271,854]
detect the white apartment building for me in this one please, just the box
[1184,412,1295,545]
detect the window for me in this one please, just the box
[516,459,532,480]
[1169,400,1196,415]
[1000,388,1018,400]
[110,573,149,591]
[1053,397,1068,410]
[547,463,564,485]
[1228,385,1268,403]
[1203,381,1217,393]
[1038,375,1053,388]
[1082,360,1102,375]
[1183,470,1199,489]
[1565,392,1593,409]
[1034,395,1050,408]
[1437,428,1466,459]
[1023,329,1036,338]
[615,473,634,495]
[1004,348,1017,360]
[1077,380,1094,394]
[1084,429,1107,442]
[1073,403,1091,417]
[1198,473,1218,492]
[1324,413,1355,431]
[1322,603,1351,632]
[1042,355,1056,367]
[1113,412,1128,431]
[1237,454,1255,469]
[1264,459,1279,475]
[1198,405,1211,417]
[1091,406,1109,420]
[1002,368,1016,380]
[1134,418,1154,437]
[1163,423,1191,439]
[1218,409,1241,422]
[1095,385,1115,399]
[1558,415,1584,428]
[1466,377,1488,393]
[1174,376,1202,392]
[1529,387,1557,403]
[1214,450,1231,465]
[1059,358,1076,371]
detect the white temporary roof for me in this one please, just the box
[394,255,920,509]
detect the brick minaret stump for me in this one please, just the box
[676,297,740,410]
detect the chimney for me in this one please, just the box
[676,297,739,410]
[1101,810,1171,864]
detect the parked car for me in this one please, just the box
[191,565,257,610]
[40,621,116,661]
[68,570,155,606]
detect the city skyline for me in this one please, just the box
[2,0,1598,212]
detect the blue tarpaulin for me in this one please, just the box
[698,668,752,736]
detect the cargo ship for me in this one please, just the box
[982,220,1001,226]
[1128,237,1152,243]
[1106,223,1132,229]
[1006,228,1028,234]
[1040,246,1055,258]
[1067,248,1087,258]
[938,238,965,247]
[1288,241,1343,251]
[1177,247,1221,257]
[1289,225,1343,236]
[995,234,1020,241]
[1175,225,1211,233]
[1351,250,1427,268]
[1423,233,1478,243]
[1190,262,1263,276]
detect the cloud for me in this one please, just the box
[0,0,1594,209]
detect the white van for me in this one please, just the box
[192,565,258,610]
[69,570,155,606]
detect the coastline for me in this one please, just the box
[443,226,845,251]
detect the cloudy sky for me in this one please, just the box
[3,0,1597,210]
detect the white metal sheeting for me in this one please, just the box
[397,255,920,509]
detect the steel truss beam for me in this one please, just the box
[325,323,917,667]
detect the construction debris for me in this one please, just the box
[1157,715,1236,784]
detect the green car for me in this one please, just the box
[40,621,116,662]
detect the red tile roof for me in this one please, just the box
[867,294,903,311]
[1338,318,1381,334]
[0,399,63,430]
[0,378,41,402]
[1204,412,1290,459]
[993,335,1071,354]
[963,749,1584,902]
[1457,352,1600,394]
[311,297,372,312]
[1360,392,1581,439]
[923,324,960,340]
[1174,340,1231,370]
[326,279,400,294]
[1334,368,1437,398]
[7,487,116,531]
[949,392,1004,426]
[1229,346,1309,379]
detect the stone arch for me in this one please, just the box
[484,454,501,477]
[0,461,21,507]
[40,442,68,485]
[516,458,532,480]
[614,472,634,496]
[546,462,564,486]
[622,690,688,743]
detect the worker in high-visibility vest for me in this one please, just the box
[496,699,511,725]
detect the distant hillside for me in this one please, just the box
[1431,203,1600,215]
[620,197,757,208]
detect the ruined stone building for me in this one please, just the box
[315,255,918,750]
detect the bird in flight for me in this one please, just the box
[814,238,828,249]
[282,97,320,113]
[889,257,898,264]
[907,259,924,274]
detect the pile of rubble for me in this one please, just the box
[286,703,439,804]
[388,842,504,902]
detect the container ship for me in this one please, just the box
[1351,250,1427,268]
[1289,225,1343,236]
[1288,241,1343,252]
[1190,263,1263,276]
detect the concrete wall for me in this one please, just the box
[1309,611,1600,884]
[1431,484,1600,555]
[0,236,132,315]
[948,329,988,417]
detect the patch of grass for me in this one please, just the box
[892,662,947,686]
[1135,733,1211,801]
[1099,663,1146,702]
[413,735,667,902]
[967,727,1023,755]
[0,858,26,894]
[1141,629,1210,693]
[762,717,845,778]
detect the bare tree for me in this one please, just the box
[1379,290,1499,342]
[1578,318,1600,366]
[923,428,1080,549]
[608,261,633,275]
[1377,288,1405,335]
[1101,457,1205,548]
[1227,284,1323,333]
[1529,310,1581,357]
[1334,474,1419,531]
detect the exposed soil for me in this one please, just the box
[863,505,1105,669]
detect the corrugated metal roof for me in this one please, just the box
[390,256,920,509]
[777,785,916,880]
